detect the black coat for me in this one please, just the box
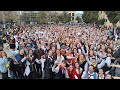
[54,67,66,79]
[0,38,3,46]
[114,48,120,58]
[44,56,55,79]
[34,48,44,60]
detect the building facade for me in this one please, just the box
[67,11,76,22]
[98,11,113,27]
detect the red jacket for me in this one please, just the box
[74,68,82,79]
[67,68,76,79]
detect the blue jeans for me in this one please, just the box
[1,72,8,79]
[10,70,15,79]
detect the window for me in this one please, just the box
[72,13,74,16]
[72,17,74,20]
[106,19,107,22]
[69,13,71,16]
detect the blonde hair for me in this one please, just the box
[0,51,7,58]
[0,51,2,58]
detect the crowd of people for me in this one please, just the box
[0,23,120,79]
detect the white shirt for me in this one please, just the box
[55,55,65,65]
[98,75,105,79]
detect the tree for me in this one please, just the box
[58,11,71,23]
[97,19,105,25]
[20,12,31,23]
[106,11,120,24]
[50,12,59,23]
[0,11,19,23]
[37,11,48,24]
[82,11,99,23]
[76,16,81,23]
[20,11,48,24]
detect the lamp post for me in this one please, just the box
[49,11,51,25]
[2,11,6,29]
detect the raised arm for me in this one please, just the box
[97,58,105,69]
[81,71,87,79]
[21,57,27,62]
[52,64,60,73]
[105,57,111,67]
[85,54,92,65]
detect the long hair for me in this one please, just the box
[0,51,2,58]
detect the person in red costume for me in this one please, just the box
[66,64,76,79]
[74,62,83,79]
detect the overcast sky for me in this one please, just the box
[76,11,83,14]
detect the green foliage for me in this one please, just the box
[76,16,81,23]
[106,11,120,24]
[36,11,48,24]
[0,11,19,23]
[58,11,71,23]
[20,11,71,24]
[82,11,99,23]
[98,19,105,25]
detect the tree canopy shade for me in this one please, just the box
[20,11,71,24]
[82,11,120,25]
[82,11,99,23]
[76,16,82,23]
[58,11,71,23]
[106,11,120,24]
[97,19,105,25]
[36,11,48,24]
[0,11,19,23]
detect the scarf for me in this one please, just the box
[79,58,86,63]
[93,63,97,67]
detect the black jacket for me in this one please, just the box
[54,67,66,79]
[114,48,120,58]
[44,55,55,79]
[34,48,44,60]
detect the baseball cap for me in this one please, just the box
[26,44,31,47]
[114,49,120,58]
[61,44,66,49]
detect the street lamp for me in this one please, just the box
[2,11,6,29]
[49,11,51,25]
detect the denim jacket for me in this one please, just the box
[0,56,8,73]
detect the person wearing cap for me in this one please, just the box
[24,43,34,55]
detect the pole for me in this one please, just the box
[50,11,51,25]
[2,11,5,28]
